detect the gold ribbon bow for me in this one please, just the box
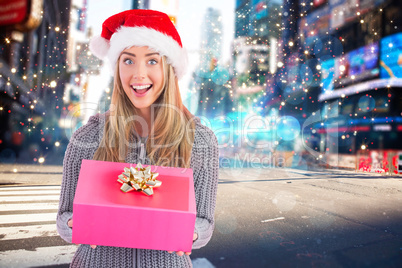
[117,163,161,196]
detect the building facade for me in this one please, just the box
[232,0,282,111]
[193,8,232,118]
[279,0,402,172]
[0,0,91,164]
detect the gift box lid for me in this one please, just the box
[74,159,196,213]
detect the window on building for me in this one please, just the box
[341,97,355,116]
[337,21,358,54]
[373,94,390,113]
[357,10,382,46]
[383,2,402,37]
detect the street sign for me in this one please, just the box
[0,0,43,31]
[0,0,27,26]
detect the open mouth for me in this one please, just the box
[131,84,152,95]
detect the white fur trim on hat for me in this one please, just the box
[105,26,188,79]
[89,35,110,59]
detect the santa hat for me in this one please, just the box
[89,9,188,79]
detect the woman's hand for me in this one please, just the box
[167,251,191,256]
[168,233,198,256]
[67,219,97,249]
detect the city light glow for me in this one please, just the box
[50,81,57,88]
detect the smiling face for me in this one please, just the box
[118,46,165,116]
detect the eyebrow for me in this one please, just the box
[121,52,160,57]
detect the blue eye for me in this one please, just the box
[124,58,133,65]
[148,59,158,65]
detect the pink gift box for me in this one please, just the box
[72,159,196,252]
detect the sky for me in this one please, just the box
[84,0,235,115]
[86,0,235,63]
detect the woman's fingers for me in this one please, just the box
[167,251,191,256]
[68,219,96,249]
[167,232,197,255]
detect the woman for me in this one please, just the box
[57,9,219,267]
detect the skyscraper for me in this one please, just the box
[232,0,282,110]
[200,8,223,75]
[194,8,231,117]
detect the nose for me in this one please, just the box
[133,62,146,80]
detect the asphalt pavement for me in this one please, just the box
[0,164,401,267]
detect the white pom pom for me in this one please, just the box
[89,35,110,59]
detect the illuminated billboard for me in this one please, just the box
[334,42,379,87]
[0,0,28,26]
[301,5,330,47]
[349,42,379,79]
[314,0,328,8]
[380,32,402,79]
[330,0,387,29]
[321,58,335,93]
[0,0,43,30]
[236,0,247,9]
[252,0,267,20]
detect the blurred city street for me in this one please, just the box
[1,0,402,267]
[1,164,401,267]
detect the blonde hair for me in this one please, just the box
[93,56,195,168]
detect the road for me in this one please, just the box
[0,164,401,267]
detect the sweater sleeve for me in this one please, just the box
[56,116,102,243]
[191,124,219,250]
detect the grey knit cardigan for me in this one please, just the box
[57,112,219,267]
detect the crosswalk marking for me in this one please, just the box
[0,185,75,267]
[0,189,61,196]
[0,185,61,191]
[0,185,59,224]
[0,195,60,202]
[0,213,57,225]
[0,203,58,212]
